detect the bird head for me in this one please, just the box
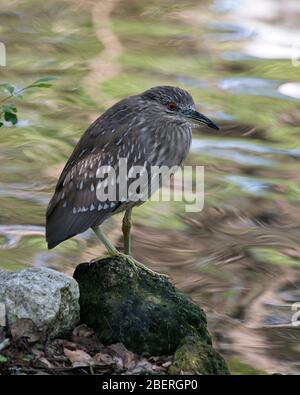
[141,86,219,130]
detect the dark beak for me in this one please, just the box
[183,109,219,130]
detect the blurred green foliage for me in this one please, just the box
[0,77,56,127]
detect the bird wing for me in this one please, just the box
[53,99,135,195]
[46,97,144,248]
[46,152,113,248]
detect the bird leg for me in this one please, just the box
[122,208,132,255]
[92,225,168,279]
[92,225,119,255]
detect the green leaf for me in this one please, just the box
[0,83,15,95]
[28,76,57,88]
[32,76,57,84]
[0,122,3,128]
[0,355,7,363]
[4,111,18,124]
[2,103,17,113]
[29,83,53,88]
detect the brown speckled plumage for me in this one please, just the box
[46,86,218,249]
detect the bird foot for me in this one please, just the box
[111,252,169,280]
[89,252,111,264]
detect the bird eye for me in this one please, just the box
[167,102,177,111]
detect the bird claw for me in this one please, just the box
[112,252,169,280]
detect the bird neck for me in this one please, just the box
[143,121,192,167]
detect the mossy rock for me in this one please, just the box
[169,336,230,375]
[73,257,212,355]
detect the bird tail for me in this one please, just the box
[46,199,112,249]
[46,208,87,249]
[46,200,99,249]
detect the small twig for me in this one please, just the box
[0,86,29,104]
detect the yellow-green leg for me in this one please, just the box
[92,224,168,279]
[92,225,118,255]
[122,208,132,255]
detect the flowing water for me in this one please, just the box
[1,0,300,374]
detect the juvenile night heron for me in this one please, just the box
[46,86,219,275]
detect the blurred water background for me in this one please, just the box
[1,0,300,374]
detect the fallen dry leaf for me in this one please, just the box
[71,334,103,354]
[113,356,124,370]
[107,342,129,356]
[39,357,54,369]
[64,347,94,367]
[0,323,174,376]
[94,352,115,366]
[129,358,153,374]
[106,343,137,369]
[60,340,80,350]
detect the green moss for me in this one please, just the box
[74,256,212,356]
[169,336,230,375]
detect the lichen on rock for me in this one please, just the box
[0,268,80,339]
